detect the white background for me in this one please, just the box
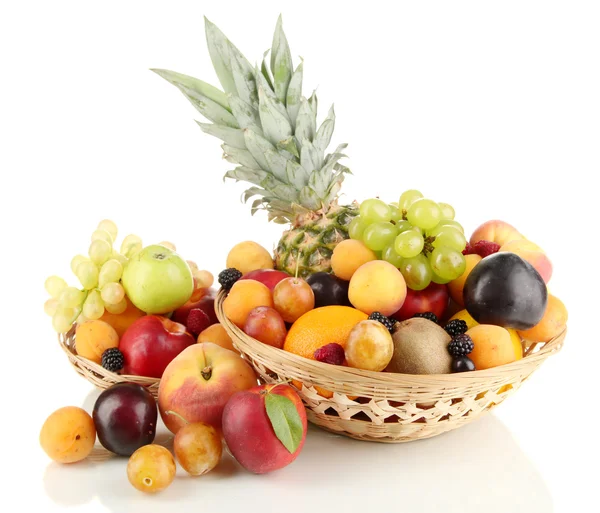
[1,1,598,512]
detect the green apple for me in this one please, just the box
[122,245,194,314]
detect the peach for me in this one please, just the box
[499,239,553,283]
[222,384,307,474]
[349,260,407,316]
[197,323,236,352]
[517,294,567,343]
[158,342,257,434]
[470,220,525,247]
[447,254,482,307]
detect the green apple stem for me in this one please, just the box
[164,410,189,425]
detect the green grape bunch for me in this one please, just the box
[43,220,148,333]
[349,190,467,290]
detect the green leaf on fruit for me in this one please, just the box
[265,392,303,454]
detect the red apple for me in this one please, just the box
[391,283,449,322]
[120,316,195,378]
[222,384,307,474]
[171,287,218,327]
[239,269,290,291]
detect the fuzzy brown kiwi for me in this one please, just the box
[386,318,453,374]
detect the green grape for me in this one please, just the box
[125,242,143,259]
[349,216,369,240]
[359,199,391,223]
[45,276,67,299]
[431,273,451,284]
[394,229,424,258]
[429,219,465,235]
[52,305,77,333]
[438,202,455,220]
[76,261,99,290]
[83,290,105,320]
[97,219,118,241]
[91,229,113,245]
[399,254,432,291]
[429,246,466,281]
[89,239,112,266]
[70,255,90,275]
[389,204,402,223]
[395,220,412,233]
[101,282,125,305]
[362,222,398,251]
[105,297,128,314]
[432,226,467,252]
[406,199,442,230]
[99,259,123,288]
[60,287,86,308]
[382,245,404,268]
[44,298,59,316]
[111,251,129,267]
[398,190,424,212]
[120,234,142,256]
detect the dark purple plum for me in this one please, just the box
[92,383,157,456]
[306,272,351,308]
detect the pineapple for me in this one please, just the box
[153,16,358,277]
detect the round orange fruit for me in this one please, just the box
[284,306,368,360]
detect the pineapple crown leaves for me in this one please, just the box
[152,15,350,224]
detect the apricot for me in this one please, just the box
[226,241,274,275]
[348,260,407,316]
[517,294,567,343]
[331,239,377,281]
[100,297,145,337]
[467,325,517,370]
[39,406,96,463]
[499,239,553,284]
[447,254,482,307]
[75,320,119,364]
[197,323,236,352]
[223,279,274,328]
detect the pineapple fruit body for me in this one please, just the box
[275,203,358,278]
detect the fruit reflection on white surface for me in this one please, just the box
[41,388,551,513]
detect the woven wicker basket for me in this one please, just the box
[58,326,160,398]
[215,289,565,443]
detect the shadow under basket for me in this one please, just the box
[215,289,565,443]
[59,327,160,398]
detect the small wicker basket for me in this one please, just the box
[58,327,160,398]
[215,289,565,443]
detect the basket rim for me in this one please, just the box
[215,288,565,384]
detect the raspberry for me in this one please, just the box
[462,242,473,255]
[186,308,211,336]
[472,240,501,258]
[314,343,345,365]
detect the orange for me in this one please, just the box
[467,324,517,370]
[100,297,145,337]
[517,294,567,343]
[197,323,236,352]
[284,306,368,359]
[447,254,482,307]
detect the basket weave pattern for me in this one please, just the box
[215,290,565,443]
[59,327,160,398]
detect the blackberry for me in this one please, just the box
[412,312,438,324]
[444,319,468,337]
[368,312,395,333]
[218,268,242,290]
[447,334,474,357]
[101,348,124,373]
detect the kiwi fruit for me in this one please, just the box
[386,318,453,374]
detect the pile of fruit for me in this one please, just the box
[40,16,568,492]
